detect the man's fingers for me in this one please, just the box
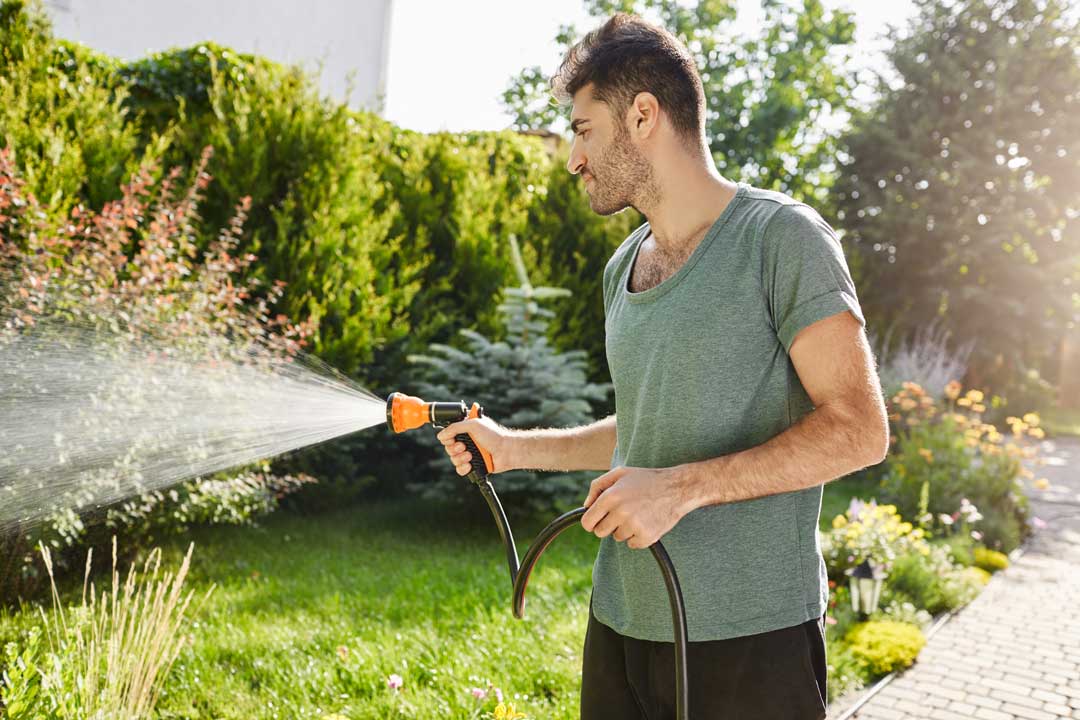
[592,514,619,539]
[436,420,473,445]
[584,467,624,507]
[581,503,606,532]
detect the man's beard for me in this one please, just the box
[586,124,659,217]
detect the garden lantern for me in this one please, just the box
[846,559,886,617]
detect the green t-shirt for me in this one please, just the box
[593,181,866,642]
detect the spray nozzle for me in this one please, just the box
[385,392,494,479]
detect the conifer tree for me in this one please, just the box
[406,235,611,514]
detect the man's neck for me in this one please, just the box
[638,168,739,255]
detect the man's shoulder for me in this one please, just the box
[739,185,813,223]
[736,185,835,243]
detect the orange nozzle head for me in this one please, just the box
[386,392,431,433]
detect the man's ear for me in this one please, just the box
[630,92,660,138]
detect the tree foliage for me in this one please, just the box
[501,0,858,204]
[835,0,1080,394]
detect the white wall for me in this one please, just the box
[44,0,393,113]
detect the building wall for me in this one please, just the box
[44,0,393,112]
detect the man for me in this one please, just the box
[436,12,889,720]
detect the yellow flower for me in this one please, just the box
[1028,427,1045,439]
[1023,412,1040,427]
[919,546,931,556]
[900,398,918,411]
[1034,478,1051,490]
[494,703,527,720]
[965,389,984,403]
[957,397,973,407]
[899,522,913,534]
[971,403,986,413]
[832,515,848,529]
[944,380,962,400]
[918,448,934,463]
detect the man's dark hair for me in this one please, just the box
[550,13,706,155]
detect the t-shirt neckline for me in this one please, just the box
[622,182,748,303]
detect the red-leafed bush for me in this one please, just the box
[0,146,317,604]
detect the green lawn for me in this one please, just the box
[1,476,872,719]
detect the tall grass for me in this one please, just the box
[31,538,212,719]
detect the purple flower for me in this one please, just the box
[471,688,487,700]
[387,673,403,690]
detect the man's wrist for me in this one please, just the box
[673,456,728,514]
[500,427,524,472]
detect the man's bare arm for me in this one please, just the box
[507,414,617,472]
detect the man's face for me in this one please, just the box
[566,84,655,216]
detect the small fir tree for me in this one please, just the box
[406,234,611,515]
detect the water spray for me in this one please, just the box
[385,392,691,720]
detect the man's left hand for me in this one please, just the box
[580,465,694,550]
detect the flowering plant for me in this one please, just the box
[878,380,1039,551]
[822,498,930,582]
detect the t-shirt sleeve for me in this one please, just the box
[761,203,866,353]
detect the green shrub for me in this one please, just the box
[825,640,867,701]
[940,532,976,567]
[885,548,980,615]
[879,381,1036,551]
[121,46,420,380]
[845,620,926,676]
[406,235,610,515]
[0,1,161,216]
[973,546,1010,573]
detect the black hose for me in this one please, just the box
[474,479,690,720]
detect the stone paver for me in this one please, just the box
[829,437,1080,720]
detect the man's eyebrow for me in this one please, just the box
[570,118,590,133]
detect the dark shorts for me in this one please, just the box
[580,594,828,720]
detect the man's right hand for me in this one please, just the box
[436,417,516,476]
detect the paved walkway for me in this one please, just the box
[830,436,1080,720]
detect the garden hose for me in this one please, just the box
[386,392,690,720]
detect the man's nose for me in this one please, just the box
[567,143,585,175]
